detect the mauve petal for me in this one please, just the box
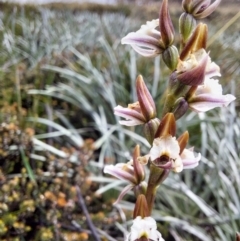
[131,45,161,57]
[119,120,144,126]
[113,184,134,204]
[114,105,146,122]
[178,52,208,86]
[195,0,221,19]
[181,149,201,169]
[121,33,162,49]
[189,94,236,112]
[104,165,137,184]
[205,61,221,79]
[192,0,211,15]
[154,161,173,169]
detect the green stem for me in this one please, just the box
[162,93,176,117]
[15,67,22,127]
[145,164,170,214]
[162,82,191,118]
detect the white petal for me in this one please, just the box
[104,164,136,183]
[172,157,183,173]
[129,216,165,241]
[205,61,221,79]
[121,19,163,57]
[195,78,222,95]
[119,120,145,126]
[150,136,180,161]
[131,45,161,58]
[113,184,134,205]
[114,105,145,126]
[181,148,201,169]
[137,19,160,37]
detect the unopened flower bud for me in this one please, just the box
[133,145,145,183]
[236,233,240,241]
[179,12,197,44]
[115,76,157,126]
[136,75,156,121]
[177,131,189,154]
[162,45,179,71]
[143,118,160,144]
[155,113,176,138]
[133,194,149,219]
[180,23,207,61]
[159,0,175,47]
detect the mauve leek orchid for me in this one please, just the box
[121,19,165,57]
[177,49,236,112]
[188,78,236,112]
[149,135,201,173]
[104,146,146,204]
[114,75,157,126]
[126,216,165,241]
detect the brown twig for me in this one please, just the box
[75,185,101,241]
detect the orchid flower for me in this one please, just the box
[178,49,236,112]
[188,77,236,112]
[182,0,221,19]
[126,216,165,241]
[114,75,158,126]
[149,135,201,173]
[104,146,147,203]
[121,19,165,57]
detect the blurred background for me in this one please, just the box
[0,0,239,240]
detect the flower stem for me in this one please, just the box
[145,164,169,214]
[162,93,176,117]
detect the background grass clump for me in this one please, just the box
[0,1,239,240]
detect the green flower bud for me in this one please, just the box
[143,118,160,145]
[179,12,197,44]
[162,45,179,71]
[180,23,207,61]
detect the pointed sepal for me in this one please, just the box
[155,113,176,138]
